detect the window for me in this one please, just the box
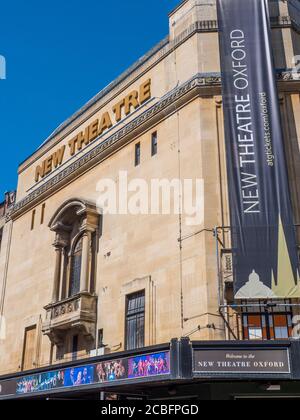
[31,209,36,230]
[242,304,293,340]
[125,291,145,350]
[69,237,83,297]
[49,199,100,303]
[272,314,292,340]
[243,315,265,340]
[135,142,141,166]
[248,327,263,340]
[151,131,158,156]
[72,335,78,361]
[40,203,46,225]
[97,329,104,349]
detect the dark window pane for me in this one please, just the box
[98,329,104,348]
[135,143,141,166]
[69,238,83,296]
[72,335,78,361]
[31,209,36,231]
[126,291,145,350]
[151,132,158,156]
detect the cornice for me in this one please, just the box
[9,73,222,221]
[8,68,300,222]
[169,0,189,17]
[18,20,220,171]
[18,15,297,172]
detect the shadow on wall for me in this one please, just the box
[289,0,300,58]
[270,0,287,69]
[281,95,300,245]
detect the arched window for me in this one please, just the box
[48,199,100,303]
[69,237,83,297]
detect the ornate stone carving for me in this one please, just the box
[42,292,97,344]
[277,71,300,81]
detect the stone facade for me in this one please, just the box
[0,0,299,376]
[0,191,15,349]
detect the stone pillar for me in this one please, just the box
[80,231,91,293]
[52,245,63,303]
[60,248,69,300]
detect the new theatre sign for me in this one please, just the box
[193,348,291,375]
[34,79,152,183]
[217,0,300,299]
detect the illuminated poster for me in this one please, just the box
[2,351,170,397]
[16,369,65,394]
[64,365,94,387]
[217,0,300,299]
[94,359,127,383]
[128,352,170,379]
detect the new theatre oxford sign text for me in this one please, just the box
[34,79,152,183]
[193,348,291,375]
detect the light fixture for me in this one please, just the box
[266,384,281,392]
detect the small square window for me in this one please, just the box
[248,327,263,340]
[274,326,289,340]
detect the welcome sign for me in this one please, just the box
[193,348,290,375]
[217,0,300,299]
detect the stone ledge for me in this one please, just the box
[8,68,300,221]
[42,292,97,346]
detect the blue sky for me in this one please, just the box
[0,0,179,196]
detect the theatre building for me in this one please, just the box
[1,0,300,400]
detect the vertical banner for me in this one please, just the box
[217,0,300,299]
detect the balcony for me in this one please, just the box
[42,292,97,347]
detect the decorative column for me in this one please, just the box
[80,230,92,293]
[60,248,69,300]
[52,244,63,303]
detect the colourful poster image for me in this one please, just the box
[16,370,65,394]
[128,352,170,379]
[95,359,127,383]
[64,365,94,387]
[12,351,171,396]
